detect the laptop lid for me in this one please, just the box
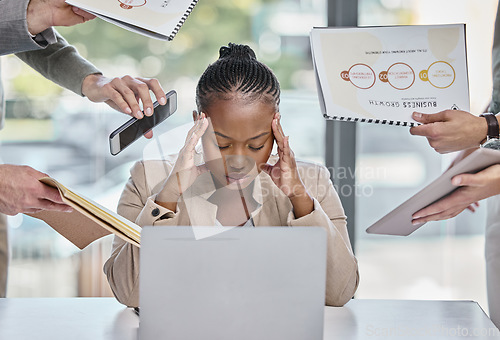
[139,226,327,340]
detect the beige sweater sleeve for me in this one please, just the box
[288,163,359,307]
[103,161,181,307]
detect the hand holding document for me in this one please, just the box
[310,24,469,126]
[66,0,199,40]
[27,177,141,249]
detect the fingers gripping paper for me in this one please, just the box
[27,178,141,249]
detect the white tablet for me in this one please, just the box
[366,147,500,236]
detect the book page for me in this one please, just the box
[67,0,191,37]
[311,24,469,125]
[52,179,141,242]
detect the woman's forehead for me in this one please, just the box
[206,97,276,118]
[203,100,274,140]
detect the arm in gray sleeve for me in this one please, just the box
[0,0,100,95]
[15,30,101,96]
[0,0,57,55]
[491,3,500,113]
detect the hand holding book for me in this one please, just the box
[0,165,72,216]
[28,178,141,249]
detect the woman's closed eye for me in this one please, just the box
[212,139,230,149]
[248,145,265,151]
[215,143,265,151]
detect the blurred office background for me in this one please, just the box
[0,0,497,312]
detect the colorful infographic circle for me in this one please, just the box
[340,64,376,89]
[419,61,455,89]
[118,0,146,9]
[385,62,415,90]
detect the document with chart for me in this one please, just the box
[310,24,469,126]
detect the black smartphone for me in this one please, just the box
[109,90,177,156]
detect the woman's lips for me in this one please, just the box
[226,173,250,185]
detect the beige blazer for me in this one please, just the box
[104,154,359,308]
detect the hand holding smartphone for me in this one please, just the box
[109,90,177,155]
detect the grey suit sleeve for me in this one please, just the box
[15,30,101,96]
[0,0,101,95]
[0,0,57,55]
[491,4,500,113]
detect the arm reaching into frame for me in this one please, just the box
[26,0,95,35]
[409,110,489,154]
[0,164,72,215]
[412,164,500,224]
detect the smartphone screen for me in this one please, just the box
[109,90,177,155]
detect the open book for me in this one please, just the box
[66,0,199,40]
[27,178,141,249]
[310,24,469,126]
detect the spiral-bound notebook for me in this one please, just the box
[310,24,469,126]
[66,0,199,41]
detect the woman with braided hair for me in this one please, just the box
[104,43,359,308]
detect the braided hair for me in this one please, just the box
[196,43,280,112]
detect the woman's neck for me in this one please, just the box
[208,181,258,226]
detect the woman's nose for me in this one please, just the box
[226,154,252,171]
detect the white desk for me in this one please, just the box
[0,298,498,340]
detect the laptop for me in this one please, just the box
[139,226,327,340]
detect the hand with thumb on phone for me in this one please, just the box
[109,90,177,155]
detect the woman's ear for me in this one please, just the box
[192,110,200,122]
[270,138,278,156]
